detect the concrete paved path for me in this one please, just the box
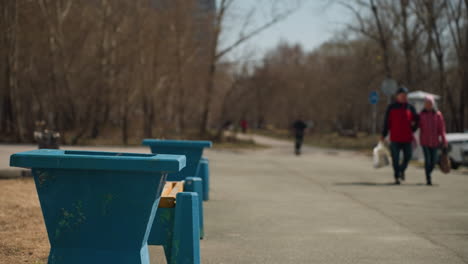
[1,137,467,263]
[193,136,468,264]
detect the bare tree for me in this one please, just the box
[389,0,424,86]
[2,1,36,141]
[0,1,19,138]
[446,0,468,130]
[37,0,77,132]
[344,0,395,77]
[413,0,463,130]
[3,0,466,145]
[199,0,303,135]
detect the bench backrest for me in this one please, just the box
[159,181,184,208]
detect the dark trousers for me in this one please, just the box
[422,146,438,182]
[295,135,304,154]
[390,142,412,178]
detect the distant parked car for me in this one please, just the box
[462,145,468,167]
[446,133,468,169]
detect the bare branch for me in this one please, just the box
[216,6,298,60]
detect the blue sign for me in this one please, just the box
[369,91,379,104]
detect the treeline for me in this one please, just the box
[1,0,217,144]
[220,0,468,134]
[0,0,300,144]
[1,0,466,145]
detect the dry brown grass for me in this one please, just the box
[0,178,48,264]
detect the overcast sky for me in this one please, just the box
[219,0,354,60]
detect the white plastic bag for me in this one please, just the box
[373,142,390,169]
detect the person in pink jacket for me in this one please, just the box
[419,95,448,185]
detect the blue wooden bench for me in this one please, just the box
[9,149,186,264]
[197,157,210,201]
[148,181,201,264]
[142,140,212,238]
[142,139,212,182]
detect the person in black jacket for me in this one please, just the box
[292,119,307,155]
[380,87,419,185]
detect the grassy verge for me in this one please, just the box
[256,129,378,152]
[304,133,378,152]
[212,135,269,150]
[53,130,267,150]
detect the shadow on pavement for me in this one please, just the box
[334,182,433,187]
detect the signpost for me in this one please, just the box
[380,78,398,103]
[369,91,379,135]
[369,91,379,105]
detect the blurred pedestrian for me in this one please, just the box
[419,95,448,186]
[240,119,248,134]
[381,87,419,185]
[292,119,307,155]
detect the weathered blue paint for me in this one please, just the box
[148,207,175,260]
[9,149,186,264]
[142,139,212,182]
[197,158,210,201]
[148,193,200,264]
[149,208,174,245]
[184,177,204,239]
[171,192,200,264]
[10,149,186,173]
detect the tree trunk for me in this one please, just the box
[91,0,115,139]
[175,40,186,134]
[400,0,412,85]
[1,67,15,134]
[461,9,468,130]
[142,98,154,138]
[1,1,22,140]
[38,0,77,133]
[121,105,129,145]
[370,0,392,77]
[200,63,216,135]
[436,53,459,131]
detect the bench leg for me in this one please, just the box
[197,158,210,201]
[170,192,200,264]
[163,245,172,263]
[184,177,204,239]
